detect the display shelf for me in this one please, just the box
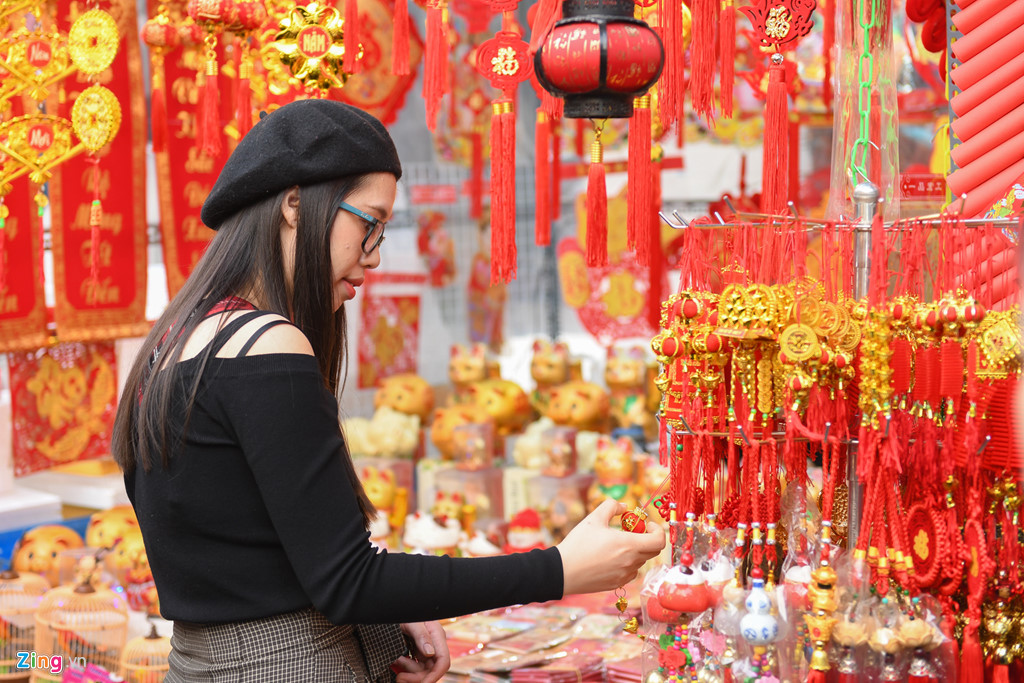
[0,486,62,534]
[15,470,129,511]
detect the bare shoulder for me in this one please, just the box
[219,312,314,357]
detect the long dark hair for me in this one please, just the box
[112,175,377,526]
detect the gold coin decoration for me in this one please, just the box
[68,9,120,75]
[779,323,820,362]
[71,84,122,151]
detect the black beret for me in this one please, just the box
[201,99,402,229]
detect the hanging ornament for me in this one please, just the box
[141,4,180,153]
[739,0,816,214]
[474,29,533,284]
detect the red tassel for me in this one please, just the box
[646,160,663,331]
[837,675,857,683]
[490,100,517,284]
[392,0,410,75]
[234,40,252,138]
[552,122,562,219]
[628,96,652,263]
[540,90,563,119]
[959,626,983,683]
[992,664,1010,683]
[823,0,834,109]
[528,0,561,55]
[760,54,788,214]
[690,0,717,121]
[150,54,168,153]
[470,128,484,219]
[344,0,360,73]
[574,119,586,158]
[720,0,735,118]
[586,135,607,267]
[658,8,683,129]
[805,670,826,683]
[199,40,221,159]
[535,112,551,246]
[424,6,449,132]
[0,209,6,294]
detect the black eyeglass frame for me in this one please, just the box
[338,201,387,254]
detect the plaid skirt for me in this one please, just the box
[166,607,409,683]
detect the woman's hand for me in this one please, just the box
[555,498,666,596]
[395,621,450,683]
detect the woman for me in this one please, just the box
[112,100,664,683]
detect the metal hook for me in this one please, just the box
[977,434,992,455]
[823,421,831,443]
[788,201,800,219]
[724,196,737,215]
[736,423,752,447]
[884,415,891,438]
[677,415,694,436]
[659,211,687,229]
[672,210,690,227]
[714,212,725,225]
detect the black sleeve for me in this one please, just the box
[216,357,565,625]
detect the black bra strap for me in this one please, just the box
[236,320,291,357]
[206,311,272,357]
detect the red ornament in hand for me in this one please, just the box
[621,507,648,533]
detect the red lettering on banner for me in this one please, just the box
[0,294,18,313]
[81,277,121,305]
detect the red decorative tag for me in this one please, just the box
[475,31,533,94]
[739,0,816,50]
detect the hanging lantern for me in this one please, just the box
[534,0,664,119]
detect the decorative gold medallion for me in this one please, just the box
[779,323,819,362]
[270,2,361,91]
[68,9,120,75]
[71,84,122,152]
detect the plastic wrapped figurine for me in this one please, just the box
[85,505,139,549]
[605,344,659,442]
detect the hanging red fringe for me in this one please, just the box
[586,133,608,267]
[89,159,101,287]
[646,159,663,331]
[490,100,517,283]
[0,209,6,294]
[719,0,735,118]
[392,0,410,75]
[628,95,652,263]
[343,0,361,73]
[424,5,449,132]
[234,39,252,138]
[690,0,717,121]
[150,54,168,153]
[469,128,484,219]
[805,669,826,683]
[540,90,563,119]
[823,0,834,108]
[759,54,788,214]
[657,5,682,129]
[535,112,551,246]
[199,40,221,158]
[992,664,1010,683]
[574,119,586,158]
[552,121,562,219]
[528,0,561,54]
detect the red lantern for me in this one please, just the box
[533,0,664,119]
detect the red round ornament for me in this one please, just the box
[620,507,648,533]
[656,565,710,613]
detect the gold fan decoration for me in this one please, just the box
[269,2,361,91]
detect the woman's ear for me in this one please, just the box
[280,187,300,230]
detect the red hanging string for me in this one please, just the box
[343,0,361,73]
[690,0,717,121]
[424,5,449,132]
[150,52,169,153]
[469,127,484,219]
[234,37,252,138]
[489,99,517,284]
[198,36,222,158]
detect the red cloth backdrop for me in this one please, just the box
[357,272,425,389]
[49,0,150,340]
[9,341,118,477]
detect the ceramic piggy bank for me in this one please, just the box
[430,404,495,460]
[604,345,659,441]
[466,379,532,436]
[85,505,139,549]
[375,373,435,423]
[530,340,576,416]
[13,525,85,586]
[548,381,610,433]
[362,466,409,542]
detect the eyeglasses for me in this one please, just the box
[338,202,387,254]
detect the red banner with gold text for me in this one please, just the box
[49,0,149,340]
[0,171,49,352]
[357,273,425,389]
[148,0,230,297]
[9,341,118,476]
